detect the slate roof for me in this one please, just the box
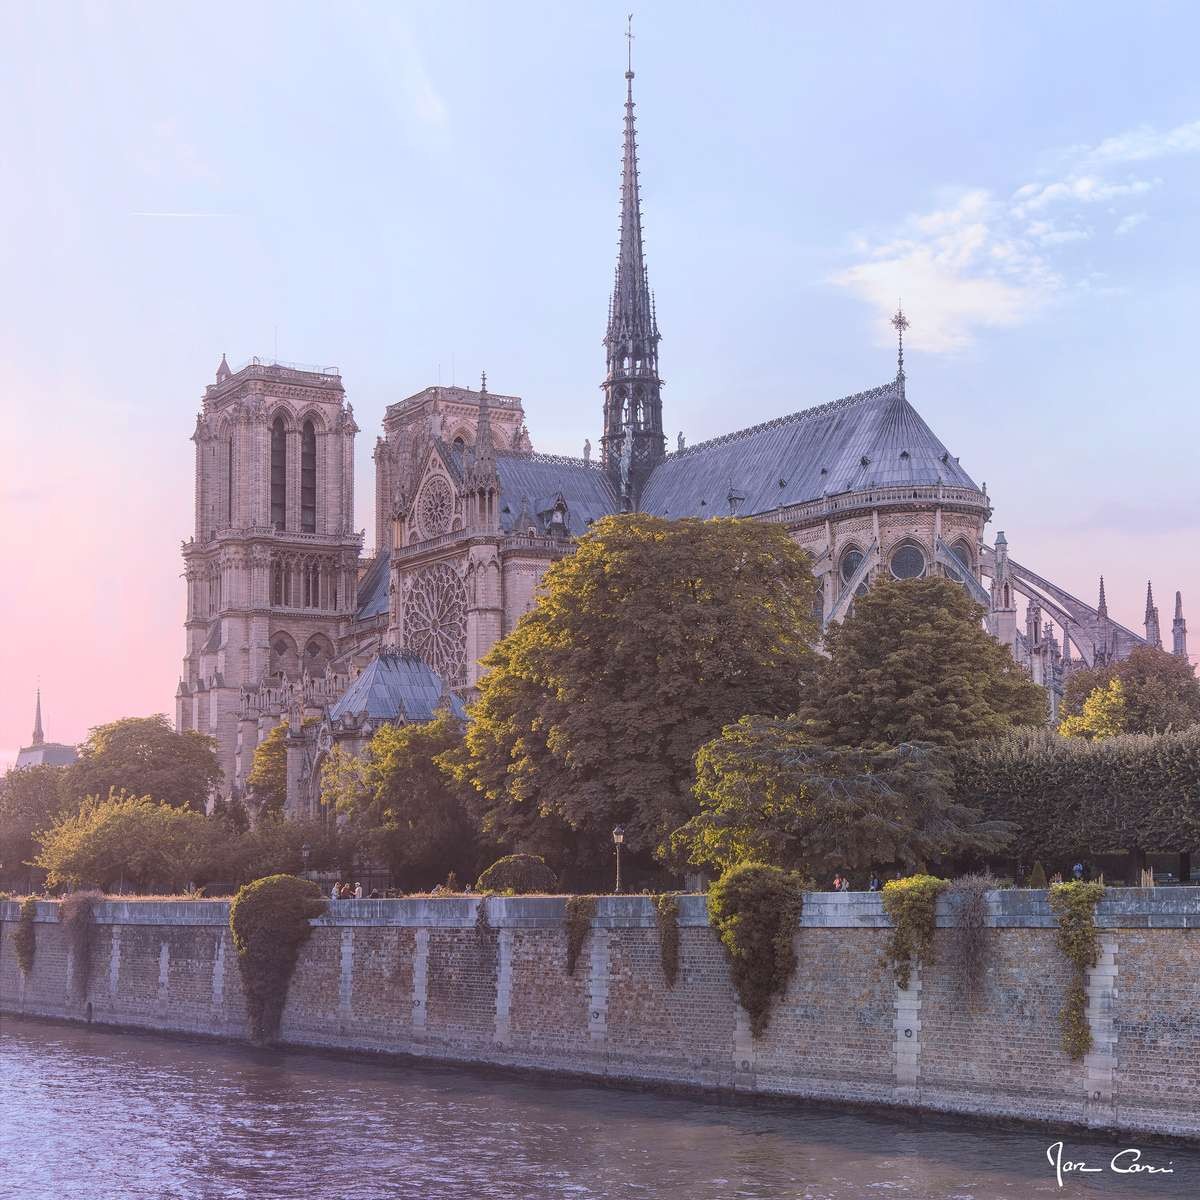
[639,380,980,519]
[328,650,466,723]
[355,551,391,620]
[15,743,78,769]
[496,453,619,537]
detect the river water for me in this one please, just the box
[2,1016,1197,1200]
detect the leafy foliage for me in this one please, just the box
[14,896,37,975]
[1048,881,1105,1060]
[881,874,948,989]
[247,723,290,818]
[66,715,220,812]
[229,875,327,1044]
[564,895,597,976]
[1028,861,1048,889]
[954,727,1200,861]
[946,874,996,1000]
[1059,678,1128,740]
[805,577,1047,748]
[676,717,1012,876]
[1062,645,1200,735]
[707,863,805,1038]
[323,710,491,890]
[654,893,681,987]
[454,515,820,873]
[0,765,69,888]
[476,853,559,895]
[60,890,102,998]
[34,792,208,892]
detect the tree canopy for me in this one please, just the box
[0,765,69,887]
[453,515,821,870]
[66,715,221,812]
[1059,678,1127,740]
[804,577,1047,748]
[674,714,1011,877]
[247,722,289,818]
[322,709,490,889]
[1061,645,1200,735]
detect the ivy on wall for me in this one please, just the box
[654,893,680,988]
[881,875,948,990]
[707,863,805,1038]
[60,890,101,999]
[1048,881,1106,1060]
[564,896,597,976]
[14,897,37,976]
[229,874,327,1044]
[946,874,996,1001]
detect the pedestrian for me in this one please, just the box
[868,872,881,893]
[832,873,844,892]
[339,883,352,899]
[331,882,340,902]
[354,881,364,899]
[1072,862,1084,881]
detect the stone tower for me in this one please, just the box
[600,35,665,508]
[177,357,362,798]
[1173,591,1188,659]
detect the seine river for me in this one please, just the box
[2,1016,1198,1200]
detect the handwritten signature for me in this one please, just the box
[1047,1141,1174,1188]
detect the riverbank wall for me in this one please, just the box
[3,890,1199,1138]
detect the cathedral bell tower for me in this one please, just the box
[601,20,664,509]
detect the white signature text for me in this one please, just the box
[1047,1141,1174,1188]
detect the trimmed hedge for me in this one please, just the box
[475,854,558,895]
[14,897,37,975]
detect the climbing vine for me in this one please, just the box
[654,893,680,988]
[60,890,101,999]
[229,874,327,1044]
[1048,880,1106,1060]
[946,874,995,1000]
[707,863,805,1038]
[564,895,597,976]
[14,897,37,976]
[881,875,948,989]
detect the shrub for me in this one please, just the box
[564,895,597,975]
[229,875,327,1044]
[1048,880,1106,1060]
[1028,861,1048,889]
[476,853,558,895]
[14,897,37,975]
[946,874,996,1000]
[881,874,948,989]
[60,890,102,999]
[655,893,680,988]
[707,863,805,1038]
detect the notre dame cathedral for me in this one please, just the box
[176,52,1188,817]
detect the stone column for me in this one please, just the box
[1084,937,1119,1128]
[893,966,922,1102]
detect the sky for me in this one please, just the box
[3,1,1200,765]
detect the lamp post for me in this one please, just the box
[612,825,625,895]
[301,842,311,878]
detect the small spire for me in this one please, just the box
[216,353,231,383]
[1097,575,1108,618]
[32,689,44,746]
[1173,591,1189,659]
[1145,580,1162,649]
[1176,590,1185,620]
[626,12,634,77]
[480,370,487,394]
[1146,580,1155,615]
[891,302,909,387]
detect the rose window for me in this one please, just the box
[417,476,454,539]
[404,563,468,683]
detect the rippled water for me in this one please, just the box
[2,1017,1197,1200]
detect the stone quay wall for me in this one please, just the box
[3,889,1200,1138]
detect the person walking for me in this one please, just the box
[331,882,340,902]
[832,873,844,892]
[868,872,882,893]
[354,882,364,899]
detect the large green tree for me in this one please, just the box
[1061,645,1200,735]
[247,722,289,818]
[674,714,1011,877]
[805,576,1047,748]
[1059,678,1127,740]
[0,765,70,887]
[66,715,221,812]
[454,515,821,870]
[322,709,490,889]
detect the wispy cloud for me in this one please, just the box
[129,211,239,218]
[833,117,1200,353]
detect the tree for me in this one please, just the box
[323,709,489,890]
[247,722,289,818]
[1061,645,1200,735]
[806,577,1047,748]
[1059,678,1127,740]
[0,765,69,888]
[66,715,221,812]
[674,714,1011,877]
[453,515,821,872]
[33,791,208,892]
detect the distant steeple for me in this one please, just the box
[31,689,44,747]
[1145,581,1162,649]
[601,15,664,505]
[891,304,909,395]
[216,353,232,383]
[1173,591,1189,659]
[1097,576,1108,619]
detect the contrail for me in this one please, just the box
[130,211,238,218]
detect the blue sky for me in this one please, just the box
[3,1,1199,758]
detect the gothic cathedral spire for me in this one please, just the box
[1173,591,1188,659]
[31,688,44,747]
[1145,580,1162,649]
[601,17,664,508]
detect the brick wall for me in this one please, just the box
[3,890,1200,1138]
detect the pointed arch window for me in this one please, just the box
[301,420,317,533]
[271,417,287,530]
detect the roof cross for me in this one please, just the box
[626,13,635,75]
[891,303,909,382]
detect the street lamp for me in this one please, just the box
[612,825,625,895]
[301,843,311,877]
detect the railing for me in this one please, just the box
[240,672,353,718]
[759,484,989,528]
